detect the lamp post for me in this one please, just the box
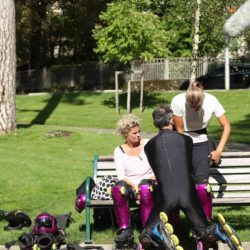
[224,6,237,90]
[224,35,230,90]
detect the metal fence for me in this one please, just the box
[130,57,226,81]
[16,62,125,93]
[16,57,230,92]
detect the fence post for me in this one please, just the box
[202,56,208,76]
[164,59,169,79]
[43,67,47,90]
[99,59,104,90]
[70,67,75,88]
[140,72,144,113]
[127,79,131,113]
[115,71,123,114]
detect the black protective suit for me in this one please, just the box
[144,129,209,234]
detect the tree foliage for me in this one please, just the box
[93,1,170,63]
[15,0,109,68]
[14,0,249,68]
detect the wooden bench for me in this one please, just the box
[83,152,250,243]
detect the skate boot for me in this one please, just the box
[215,213,244,250]
[139,212,183,250]
[113,226,137,250]
[156,212,184,250]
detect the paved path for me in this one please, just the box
[75,126,250,151]
[2,242,250,250]
[18,123,250,152]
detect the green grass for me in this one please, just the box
[16,90,250,143]
[0,90,250,245]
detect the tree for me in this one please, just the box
[15,0,110,68]
[93,1,169,63]
[0,0,16,135]
[190,0,202,84]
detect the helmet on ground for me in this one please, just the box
[33,213,57,235]
[3,210,32,230]
[75,193,86,213]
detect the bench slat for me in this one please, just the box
[213,197,250,205]
[96,171,117,177]
[98,156,114,161]
[220,158,250,166]
[97,165,250,172]
[212,192,250,198]
[89,197,250,207]
[97,163,116,169]
[209,174,250,184]
[210,167,250,174]
[221,152,250,157]
[211,185,250,192]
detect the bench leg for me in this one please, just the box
[85,206,92,244]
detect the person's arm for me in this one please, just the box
[173,115,185,133]
[209,114,231,164]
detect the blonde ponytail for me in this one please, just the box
[186,81,204,110]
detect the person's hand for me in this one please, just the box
[132,185,140,200]
[209,150,222,166]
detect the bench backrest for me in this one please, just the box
[93,152,250,200]
[208,152,250,200]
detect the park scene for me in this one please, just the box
[0,0,250,250]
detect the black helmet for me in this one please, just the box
[3,210,32,230]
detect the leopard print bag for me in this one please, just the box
[90,175,118,200]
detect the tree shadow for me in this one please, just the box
[17,92,105,129]
[102,91,169,111]
[30,93,63,125]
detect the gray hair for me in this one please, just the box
[116,114,141,137]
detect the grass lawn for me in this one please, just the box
[0,90,250,245]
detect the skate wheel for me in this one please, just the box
[217,213,226,225]
[160,212,168,223]
[33,244,39,250]
[176,246,184,250]
[52,243,57,250]
[120,186,126,195]
[207,184,212,193]
[231,234,240,246]
[134,185,139,194]
[237,246,244,250]
[171,234,180,246]
[224,224,233,235]
[165,223,174,234]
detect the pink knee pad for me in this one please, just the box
[75,194,86,213]
[196,184,212,221]
[138,183,154,227]
[112,185,130,229]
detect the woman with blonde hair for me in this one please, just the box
[170,82,231,221]
[111,114,156,248]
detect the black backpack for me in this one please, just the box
[0,210,31,230]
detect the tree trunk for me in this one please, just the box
[190,0,202,85]
[0,0,16,135]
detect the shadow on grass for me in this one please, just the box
[208,113,250,145]
[17,92,106,129]
[102,91,170,111]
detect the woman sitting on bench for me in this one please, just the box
[111,114,156,248]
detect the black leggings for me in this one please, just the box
[192,141,210,184]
